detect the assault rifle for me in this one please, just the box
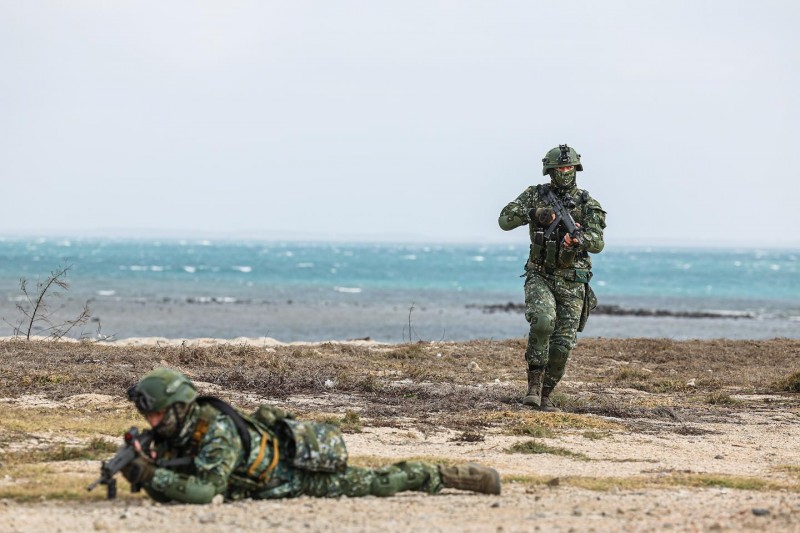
[87,426,154,499]
[542,187,582,246]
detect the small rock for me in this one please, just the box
[93,520,108,531]
[211,494,224,506]
[491,502,500,508]
[198,513,217,524]
[572,508,582,516]
[546,477,560,487]
[686,378,697,387]
[467,361,482,372]
[752,508,770,516]
[714,455,724,459]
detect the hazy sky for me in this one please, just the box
[2,1,798,246]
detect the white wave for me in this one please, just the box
[233,266,252,273]
[284,251,294,257]
[216,297,237,304]
[150,266,164,272]
[770,264,781,271]
[596,280,607,286]
[199,240,212,246]
[297,262,314,268]
[97,290,116,296]
[403,255,417,260]
[183,266,196,273]
[472,256,485,262]
[57,240,72,247]
[129,265,147,271]
[334,286,362,294]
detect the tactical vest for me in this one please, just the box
[187,399,348,483]
[527,184,592,279]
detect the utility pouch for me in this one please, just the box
[573,269,592,284]
[545,241,557,269]
[577,284,598,332]
[279,419,348,473]
[530,232,545,263]
[558,247,576,268]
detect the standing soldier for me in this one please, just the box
[115,368,501,503]
[498,144,606,411]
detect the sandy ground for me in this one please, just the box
[1,337,799,532]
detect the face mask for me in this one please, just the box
[154,403,191,440]
[154,406,180,439]
[551,168,576,189]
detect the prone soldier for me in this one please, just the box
[92,368,501,503]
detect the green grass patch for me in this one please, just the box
[0,463,146,502]
[2,438,118,465]
[581,430,611,440]
[500,473,798,493]
[774,371,800,393]
[507,423,555,438]
[505,439,589,461]
[705,391,742,405]
[483,410,622,431]
[0,405,142,438]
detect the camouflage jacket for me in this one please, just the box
[142,402,347,504]
[499,184,606,272]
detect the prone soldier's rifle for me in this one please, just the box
[542,187,582,246]
[87,426,154,499]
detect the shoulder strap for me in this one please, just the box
[195,396,252,459]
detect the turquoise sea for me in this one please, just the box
[1,238,798,342]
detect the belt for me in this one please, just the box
[528,262,592,282]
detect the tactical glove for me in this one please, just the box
[529,207,555,227]
[121,455,155,485]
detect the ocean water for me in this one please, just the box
[0,237,798,342]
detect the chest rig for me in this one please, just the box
[528,184,590,276]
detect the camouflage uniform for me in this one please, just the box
[143,401,441,503]
[499,144,606,409]
[124,369,500,504]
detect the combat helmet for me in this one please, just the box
[127,367,198,414]
[542,144,583,176]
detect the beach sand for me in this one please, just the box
[1,337,799,531]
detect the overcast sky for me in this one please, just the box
[1,1,798,247]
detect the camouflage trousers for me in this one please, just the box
[523,272,585,389]
[252,461,442,499]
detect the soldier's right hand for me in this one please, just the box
[529,208,556,227]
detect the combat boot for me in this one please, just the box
[540,386,561,413]
[522,369,544,407]
[439,463,501,495]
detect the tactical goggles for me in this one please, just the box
[127,385,157,414]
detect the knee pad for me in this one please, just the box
[527,312,555,351]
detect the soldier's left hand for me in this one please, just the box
[121,455,156,485]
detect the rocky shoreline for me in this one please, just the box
[468,302,755,319]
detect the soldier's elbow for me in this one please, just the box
[498,214,522,231]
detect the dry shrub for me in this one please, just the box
[774,371,800,393]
